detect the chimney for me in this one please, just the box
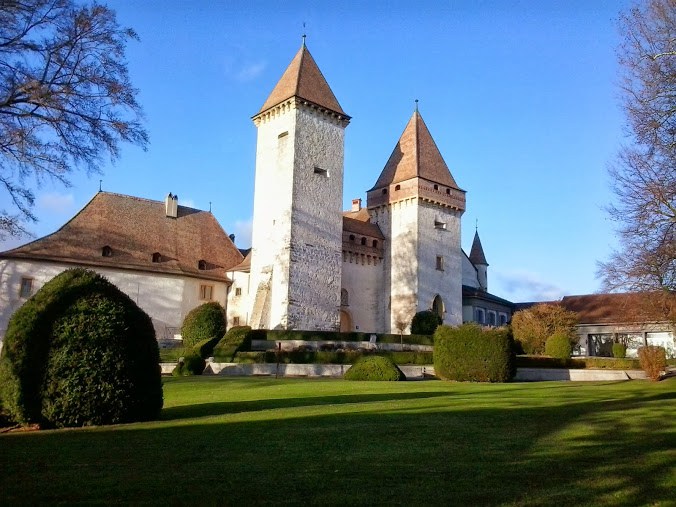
[351,198,362,212]
[165,192,178,218]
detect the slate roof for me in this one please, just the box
[559,293,675,325]
[0,192,244,282]
[469,230,488,266]
[257,44,348,117]
[462,285,515,308]
[342,208,385,239]
[370,110,462,190]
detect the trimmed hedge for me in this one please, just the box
[0,268,162,427]
[411,310,442,335]
[545,333,572,359]
[344,356,405,381]
[225,349,434,365]
[434,324,514,382]
[612,343,627,359]
[172,352,206,376]
[180,302,226,348]
[212,326,259,361]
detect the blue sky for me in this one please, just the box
[1,0,632,303]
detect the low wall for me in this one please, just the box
[205,362,435,380]
[251,340,432,352]
[514,368,647,381]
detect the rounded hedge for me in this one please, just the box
[411,310,442,335]
[181,302,226,348]
[434,324,514,382]
[544,333,572,359]
[612,342,627,359]
[344,355,405,381]
[213,326,254,361]
[172,351,206,376]
[0,268,163,427]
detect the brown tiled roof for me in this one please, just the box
[257,44,347,117]
[342,208,384,239]
[0,192,243,282]
[560,293,675,325]
[369,111,461,191]
[469,231,488,266]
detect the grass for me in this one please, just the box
[1,377,675,505]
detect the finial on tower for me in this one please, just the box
[475,218,478,232]
[99,179,102,192]
[302,22,306,46]
[414,99,419,112]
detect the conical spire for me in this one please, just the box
[257,44,347,117]
[469,230,488,266]
[370,110,461,190]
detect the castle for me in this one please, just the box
[0,42,513,342]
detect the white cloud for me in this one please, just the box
[232,217,253,248]
[494,269,567,303]
[36,192,75,215]
[236,62,266,82]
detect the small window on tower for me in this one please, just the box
[152,252,161,263]
[233,316,240,326]
[349,235,355,242]
[436,255,444,271]
[434,184,439,190]
[102,245,112,257]
[19,277,33,298]
[360,237,367,246]
[446,188,451,195]
[434,220,446,230]
[373,240,378,248]
[235,287,242,296]
[382,188,387,195]
[314,166,328,177]
[199,285,213,300]
[395,184,401,191]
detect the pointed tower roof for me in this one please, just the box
[370,110,461,190]
[257,43,347,117]
[469,230,488,266]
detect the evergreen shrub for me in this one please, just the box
[344,356,405,381]
[612,342,627,359]
[434,324,514,382]
[0,268,162,427]
[172,351,205,376]
[638,346,667,381]
[545,333,572,359]
[410,310,442,335]
[213,326,254,361]
[180,302,226,348]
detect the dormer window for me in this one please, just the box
[198,260,207,270]
[102,245,112,257]
[382,188,387,195]
[395,184,401,191]
[152,252,162,263]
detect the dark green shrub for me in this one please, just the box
[411,310,442,335]
[612,342,627,359]
[0,268,162,427]
[638,346,667,381]
[193,335,221,359]
[180,302,226,348]
[545,333,572,359]
[434,324,514,382]
[172,351,206,376]
[344,356,405,381]
[213,326,254,361]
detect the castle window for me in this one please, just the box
[382,188,387,195]
[314,166,328,177]
[278,131,288,139]
[349,235,355,242]
[446,188,451,195]
[487,311,497,327]
[233,316,240,326]
[360,237,366,246]
[102,245,112,257]
[152,252,161,263]
[436,255,444,271]
[19,277,33,298]
[434,220,446,230]
[198,260,207,270]
[341,289,349,306]
[434,184,439,190]
[373,240,378,248]
[235,287,242,296]
[499,313,508,326]
[199,284,213,300]
[395,184,401,191]
[475,308,485,324]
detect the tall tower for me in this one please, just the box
[249,42,350,331]
[469,229,489,291]
[367,108,465,331]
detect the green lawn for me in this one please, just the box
[1,377,674,505]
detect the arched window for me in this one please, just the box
[433,184,439,190]
[432,295,444,319]
[341,289,349,306]
[152,252,161,263]
[446,188,451,195]
[198,260,207,270]
[372,240,378,248]
[360,237,366,246]
[395,184,401,191]
[102,245,112,257]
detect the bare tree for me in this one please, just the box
[599,0,675,292]
[0,0,148,239]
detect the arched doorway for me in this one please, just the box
[432,295,444,321]
[339,310,353,332]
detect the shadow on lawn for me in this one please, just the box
[160,390,453,420]
[1,381,674,505]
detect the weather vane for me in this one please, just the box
[302,22,306,46]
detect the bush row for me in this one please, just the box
[254,329,434,346]
[214,349,434,365]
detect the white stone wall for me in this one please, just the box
[341,255,384,333]
[250,101,346,331]
[462,254,480,288]
[226,270,251,328]
[0,259,228,343]
[416,203,463,326]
